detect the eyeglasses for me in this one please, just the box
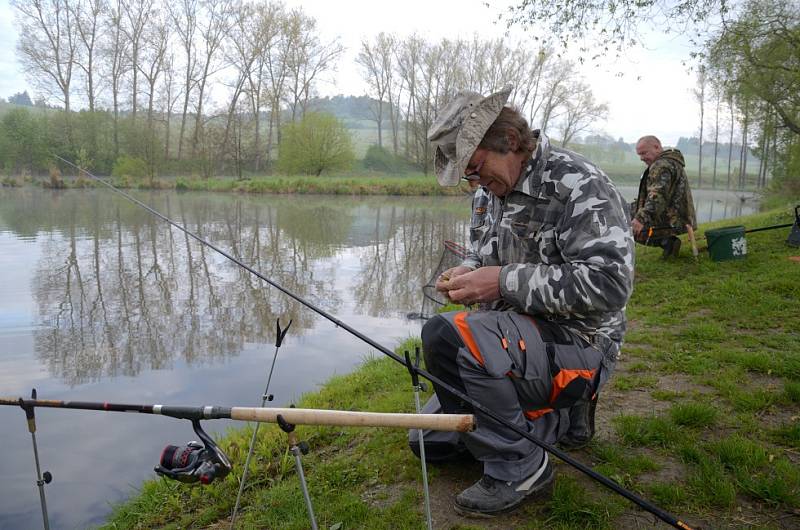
[462,159,483,182]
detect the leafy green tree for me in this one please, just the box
[508,0,726,58]
[706,0,800,192]
[112,155,149,182]
[119,116,162,182]
[0,107,49,175]
[707,0,799,135]
[277,112,355,176]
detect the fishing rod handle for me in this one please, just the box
[231,407,475,432]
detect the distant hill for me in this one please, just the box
[306,95,377,125]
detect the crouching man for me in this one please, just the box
[410,86,634,517]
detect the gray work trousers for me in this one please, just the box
[411,310,612,482]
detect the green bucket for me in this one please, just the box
[706,225,747,261]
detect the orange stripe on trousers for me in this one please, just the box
[453,312,484,366]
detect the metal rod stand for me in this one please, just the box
[231,319,292,528]
[19,389,52,530]
[277,412,318,530]
[406,349,433,530]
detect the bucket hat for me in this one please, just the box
[428,85,513,186]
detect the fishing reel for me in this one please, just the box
[155,419,232,485]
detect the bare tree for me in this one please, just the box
[247,2,282,171]
[138,10,169,128]
[191,0,233,156]
[159,53,181,160]
[694,65,706,187]
[357,33,395,148]
[219,4,260,162]
[395,34,425,159]
[558,82,609,148]
[121,0,154,120]
[283,9,344,122]
[711,86,721,188]
[757,106,771,188]
[221,0,275,168]
[411,40,460,173]
[70,0,102,112]
[13,0,78,117]
[726,93,735,189]
[538,59,572,133]
[463,35,490,94]
[169,0,198,160]
[512,47,548,126]
[738,99,750,189]
[102,0,128,156]
[263,9,292,167]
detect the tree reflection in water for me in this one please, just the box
[2,190,471,385]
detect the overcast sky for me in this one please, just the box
[0,0,702,146]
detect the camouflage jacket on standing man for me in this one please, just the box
[462,132,635,360]
[633,148,697,236]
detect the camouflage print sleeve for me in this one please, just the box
[635,161,672,227]
[462,187,492,270]
[499,176,634,316]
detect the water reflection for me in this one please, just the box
[1,190,470,385]
[616,185,759,223]
[354,206,466,317]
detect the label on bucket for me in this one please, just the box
[731,236,747,257]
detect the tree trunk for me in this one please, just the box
[726,97,735,190]
[739,102,749,190]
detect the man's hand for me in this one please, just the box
[440,266,502,305]
[631,218,644,238]
[435,266,472,293]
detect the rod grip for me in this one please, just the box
[231,407,475,432]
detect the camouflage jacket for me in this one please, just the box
[462,133,635,349]
[633,149,697,236]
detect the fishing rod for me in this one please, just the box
[0,398,475,432]
[2,395,474,511]
[53,156,695,530]
[649,220,796,239]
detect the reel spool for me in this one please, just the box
[155,419,232,485]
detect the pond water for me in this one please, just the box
[0,185,757,529]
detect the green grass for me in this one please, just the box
[102,205,800,529]
[669,402,718,429]
[27,172,473,196]
[612,414,685,448]
[543,476,622,529]
[769,422,800,448]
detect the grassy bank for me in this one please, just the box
[2,168,772,195]
[3,173,469,196]
[103,206,800,529]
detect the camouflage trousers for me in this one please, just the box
[410,310,611,482]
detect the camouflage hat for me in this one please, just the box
[428,85,513,186]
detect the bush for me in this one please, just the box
[277,112,355,176]
[46,165,65,189]
[112,155,148,180]
[362,145,411,174]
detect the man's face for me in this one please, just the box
[465,148,520,197]
[636,141,661,167]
